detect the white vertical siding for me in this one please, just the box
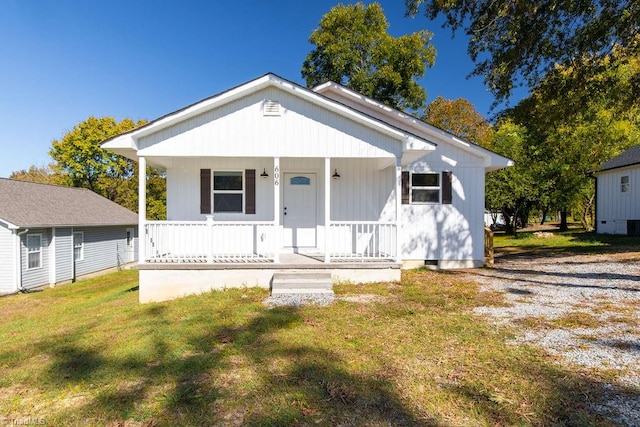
[596,166,640,234]
[401,144,486,262]
[0,224,15,294]
[329,158,396,221]
[138,87,401,159]
[167,157,275,221]
[166,157,395,223]
[55,228,73,283]
[21,228,50,290]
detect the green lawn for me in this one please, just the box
[495,228,640,256]
[0,267,614,426]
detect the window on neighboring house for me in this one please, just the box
[411,173,440,203]
[621,175,630,193]
[213,171,243,212]
[73,232,84,261]
[26,234,42,270]
[126,228,134,249]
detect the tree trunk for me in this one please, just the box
[540,207,548,225]
[559,210,569,231]
[582,193,595,231]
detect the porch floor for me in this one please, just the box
[140,252,399,270]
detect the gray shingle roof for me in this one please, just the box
[599,145,640,172]
[0,178,138,228]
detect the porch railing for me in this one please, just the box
[144,221,276,262]
[144,221,397,263]
[329,222,396,260]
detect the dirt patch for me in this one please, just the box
[338,294,394,304]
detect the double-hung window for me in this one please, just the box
[411,173,440,203]
[26,234,42,270]
[73,232,84,261]
[621,175,630,193]
[213,171,243,213]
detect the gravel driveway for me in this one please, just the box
[466,252,640,427]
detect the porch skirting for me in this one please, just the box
[138,262,401,303]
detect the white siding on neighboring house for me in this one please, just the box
[55,228,73,283]
[139,87,402,160]
[21,228,50,290]
[597,166,640,234]
[0,223,15,294]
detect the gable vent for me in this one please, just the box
[263,100,281,116]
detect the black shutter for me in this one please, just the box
[245,169,256,214]
[442,171,452,205]
[200,169,211,214]
[402,171,410,204]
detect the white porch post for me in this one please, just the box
[395,158,402,263]
[324,157,331,263]
[138,156,147,263]
[273,157,280,263]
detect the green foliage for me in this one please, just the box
[49,116,166,219]
[302,2,436,112]
[504,45,640,230]
[422,96,493,147]
[406,0,640,105]
[50,117,141,191]
[485,121,535,234]
[9,165,67,185]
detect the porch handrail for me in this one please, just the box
[144,221,276,262]
[146,220,273,225]
[330,221,396,225]
[329,222,396,260]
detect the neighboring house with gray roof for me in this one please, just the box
[594,145,640,235]
[0,178,138,294]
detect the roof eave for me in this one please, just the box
[0,218,19,229]
[314,82,514,170]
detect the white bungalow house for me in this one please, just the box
[0,179,138,295]
[594,145,640,235]
[102,73,512,303]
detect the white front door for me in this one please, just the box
[283,173,317,248]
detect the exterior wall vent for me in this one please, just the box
[263,100,281,116]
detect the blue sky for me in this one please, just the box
[0,0,526,178]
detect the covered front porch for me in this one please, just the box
[138,156,409,265]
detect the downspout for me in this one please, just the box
[16,228,29,292]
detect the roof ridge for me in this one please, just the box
[0,177,89,191]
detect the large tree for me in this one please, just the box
[9,165,65,185]
[405,0,640,105]
[485,121,536,235]
[422,97,493,147]
[50,116,143,192]
[49,116,167,219]
[504,45,640,231]
[302,2,436,112]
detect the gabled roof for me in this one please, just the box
[102,73,436,161]
[0,179,138,229]
[312,81,513,171]
[599,145,640,172]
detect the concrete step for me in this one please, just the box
[271,272,333,295]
